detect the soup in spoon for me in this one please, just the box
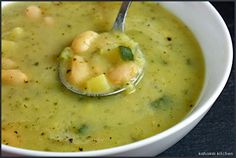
[59,31,145,95]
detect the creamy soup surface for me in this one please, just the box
[2,2,205,152]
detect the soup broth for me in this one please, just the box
[2,2,205,152]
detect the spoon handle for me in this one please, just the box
[112,1,132,32]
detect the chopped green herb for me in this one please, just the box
[44,148,51,151]
[78,124,88,134]
[34,62,39,66]
[150,95,172,109]
[161,60,168,65]
[24,97,30,101]
[66,69,71,74]
[166,37,172,41]
[119,46,134,61]
[116,35,120,39]
[59,47,73,60]
[53,2,63,6]
[68,138,73,143]
[186,58,192,65]
[86,136,92,139]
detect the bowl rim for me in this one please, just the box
[1,1,233,156]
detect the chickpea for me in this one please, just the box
[108,62,139,85]
[2,58,17,69]
[6,27,25,40]
[68,55,91,86]
[2,40,16,54]
[44,16,54,26]
[2,128,21,146]
[2,69,28,85]
[25,5,42,19]
[71,31,99,53]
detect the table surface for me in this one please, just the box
[158,2,235,157]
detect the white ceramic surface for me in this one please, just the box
[1,1,233,157]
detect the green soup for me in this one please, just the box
[2,2,205,152]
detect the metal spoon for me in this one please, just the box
[112,1,131,32]
[59,1,144,97]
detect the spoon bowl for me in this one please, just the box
[58,1,145,97]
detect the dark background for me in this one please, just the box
[158,2,235,157]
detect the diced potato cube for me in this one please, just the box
[102,47,122,64]
[2,40,16,54]
[87,74,111,93]
[90,54,111,75]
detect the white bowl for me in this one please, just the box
[1,1,233,157]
